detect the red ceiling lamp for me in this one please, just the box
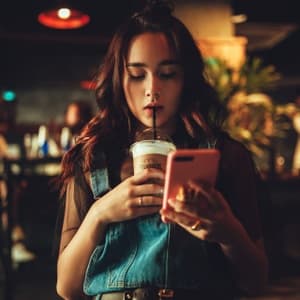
[80,80,97,90]
[38,2,90,30]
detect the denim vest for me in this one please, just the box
[83,144,235,297]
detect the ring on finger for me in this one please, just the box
[191,220,202,231]
[139,196,143,206]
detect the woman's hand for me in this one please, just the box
[160,180,268,295]
[92,168,165,225]
[160,180,239,244]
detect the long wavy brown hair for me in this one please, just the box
[58,1,226,195]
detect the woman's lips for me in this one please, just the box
[143,105,163,117]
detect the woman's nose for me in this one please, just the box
[145,76,161,102]
[145,90,160,102]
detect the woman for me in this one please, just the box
[56,1,268,299]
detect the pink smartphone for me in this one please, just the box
[162,149,220,209]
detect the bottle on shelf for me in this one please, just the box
[37,125,49,157]
[60,127,72,153]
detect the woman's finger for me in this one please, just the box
[167,197,214,221]
[186,180,221,210]
[135,195,163,207]
[132,168,165,184]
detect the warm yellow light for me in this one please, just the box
[198,36,248,70]
[57,8,71,20]
[231,14,247,24]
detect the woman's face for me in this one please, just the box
[123,32,184,135]
[65,104,80,127]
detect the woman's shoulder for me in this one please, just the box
[71,142,105,166]
[217,131,251,157]
[216,131,256,172]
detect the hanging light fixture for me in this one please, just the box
[38,2,90,30]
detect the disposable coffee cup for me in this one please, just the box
[130,139,176,175]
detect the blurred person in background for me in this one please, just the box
[60,101,94,153]
[64,100,93,139]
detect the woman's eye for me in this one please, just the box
[159,72,177,79]
[128,73,145,81]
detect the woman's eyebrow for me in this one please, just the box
[159,59,180,66]
[126,59,180,68]
[126,62,145,68]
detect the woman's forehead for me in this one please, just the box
[126,32,176,63]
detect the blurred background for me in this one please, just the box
[0,0,299,299]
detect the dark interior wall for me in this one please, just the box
[1,40,104,126]
[15,86,96,125]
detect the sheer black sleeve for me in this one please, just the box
[53,163,94,257]
[217,135,262,241]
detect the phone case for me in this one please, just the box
[162,149,220,209]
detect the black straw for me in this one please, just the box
[152,106,157,139]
